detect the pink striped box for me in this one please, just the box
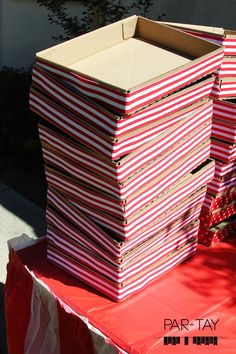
[47,221,198,302]
[46,187,205,260]
[207,173,236,195]
[211,78,236,99]
[212,99,236,143]
[214,160,236,178]
[44,141,211,220]
[35,16,223,115]
[39,118,211,193]
[47,237,197,302]
[215,57,236,78]
[30,87,213,161]
[203,188,236,212]
[211,139,236,163]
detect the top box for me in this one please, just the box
[36,16,223,114]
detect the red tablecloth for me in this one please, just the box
[5,237,236,354]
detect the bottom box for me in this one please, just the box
[198,217,236,247]
[47,238,197,302]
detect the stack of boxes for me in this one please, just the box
[30,16,224,301]
[164,22,236,246]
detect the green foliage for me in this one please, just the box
[37,0,165,40]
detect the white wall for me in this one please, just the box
[1,0,236,69]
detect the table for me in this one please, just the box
[5,236,236,353]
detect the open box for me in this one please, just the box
[47,159,214,240]
[35,16,223,115]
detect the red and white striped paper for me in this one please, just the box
[212,99,236,143]
[198,218,236,247]
[47,240,197,302]
[203,188,236,211]
[211,139,236,163]
[39,118,211,190]
[215,160,236,178]
[47,160,214,240]
[211,78,236,99]
[47,222,199,284]
[30,89,213,160]
[207,174,236,194]
[47,186,205,258]
[214,99,236,124]
[32,65,214,139]
[215,57,236,78]
[35,46,223,115]
[178,28,236,56]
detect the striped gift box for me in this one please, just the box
[32,65,215,140]
[214,99,236,125]
[198,216,236,247]
[30,88,213,161]
[35,16,223,115]
[47,217,199,268]
[200,201,236,228]
[47,240,197,302]
[162,23,236,56]
[47,222,199,287]
[207,173,236,194]
[203,188,236,211]
[215,160,236,178]
[211,139,236,163]
[39,119,211,192]
[47,159,214,240]
[211,78,236,99]
[216,57,236,78]
[44,141,211,221]
[47,186,206,259]
[213,99,236,144]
